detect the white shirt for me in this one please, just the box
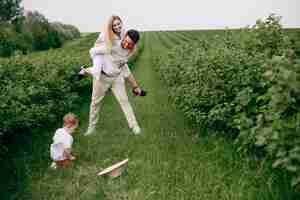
[89,32,132,78]
[50,128,73,161]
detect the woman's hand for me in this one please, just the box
[70,155,76,160]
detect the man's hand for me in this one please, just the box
[132,87,147,96]
[126,75,146,96]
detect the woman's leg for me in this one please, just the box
[89,54,104,80]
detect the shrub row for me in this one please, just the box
[0,33,97,158]
[156,15,300,188]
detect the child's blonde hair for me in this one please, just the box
[63,113,79,127]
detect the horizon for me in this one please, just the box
[79,26,300,33]
[21,0,300,32]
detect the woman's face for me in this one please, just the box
[112,19,122,34]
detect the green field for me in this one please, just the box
[1,27,300,200]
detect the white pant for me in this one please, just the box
[87,50,105,80]
[87,74,139,132]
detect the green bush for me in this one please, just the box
[0,34,94,146]
[240,14,292,58]
[156,14,300,189]
[0,25,17,57]
[0,23,34,56]
[51,22,80,42]
[160,37,267,132]
[236,54,300,187]
[47,28,62,48]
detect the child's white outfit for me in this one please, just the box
[50,128,73,164]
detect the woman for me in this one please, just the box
[80,15,135,79]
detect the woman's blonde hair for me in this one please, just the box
[104,15,123,51]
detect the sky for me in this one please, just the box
[21,0,300,32]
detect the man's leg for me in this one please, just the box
[85,76,111,135]
[111,77,141,134]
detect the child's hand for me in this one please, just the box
[70,155,76,160]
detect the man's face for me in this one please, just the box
[121,35,135,50]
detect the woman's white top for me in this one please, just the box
[89,30,132,79]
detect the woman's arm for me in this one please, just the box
[92,32,111,55]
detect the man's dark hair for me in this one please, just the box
[127,29,140,44]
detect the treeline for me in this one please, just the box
[0,0,80,57]
[156,14,300,189]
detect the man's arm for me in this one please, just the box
[126,74,144,95]
[126,74,139,89]
[121,64,139,89]
[121,64,146,96]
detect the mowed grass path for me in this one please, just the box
[19,32,295,200]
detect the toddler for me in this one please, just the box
[50,113,79,169]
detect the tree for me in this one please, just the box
[0,0,23,23]
[24,11,50,50]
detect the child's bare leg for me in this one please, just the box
[56,159,72,168]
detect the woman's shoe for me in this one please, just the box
[77,65,87,80]
[79,65,86,75]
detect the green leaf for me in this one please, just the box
[255,135,266,146]
[291,175,300,187]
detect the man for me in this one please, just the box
[83,29,144,136]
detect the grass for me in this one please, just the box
[80,32,94,37]
[2,31,300,200]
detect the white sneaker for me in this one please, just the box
[78,65,86,75]
[50,162,57,169]
[84,128,95,136]
[132,126,141,135]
